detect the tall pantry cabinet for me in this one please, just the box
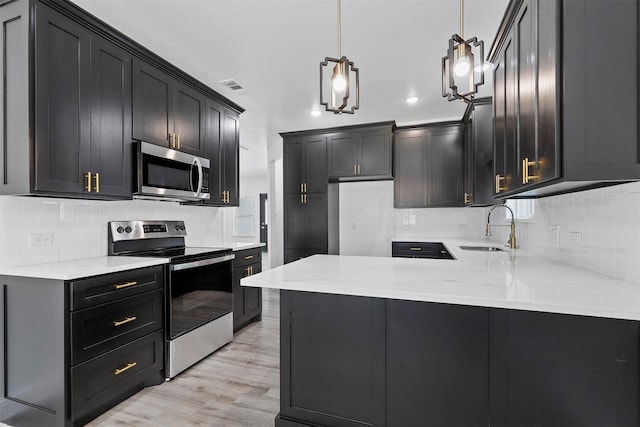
[282,133,336,264]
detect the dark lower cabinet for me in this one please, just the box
[232,247,263,331]
[278,291,386,427]
[490,309,640,427]
[1,265,165,427]
[277,290,640,427]
[387,300,489,426]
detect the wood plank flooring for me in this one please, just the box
[86,288,280,427]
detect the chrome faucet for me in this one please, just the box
[486,204,517,249]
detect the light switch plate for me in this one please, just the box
[29,233,53,247]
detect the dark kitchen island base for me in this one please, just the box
[276,290,640,427]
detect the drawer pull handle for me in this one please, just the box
[244,255,254,260]
[409,247,422,251]
[113,316,137,327]
[114,362,137,376]
[114,281,138,290]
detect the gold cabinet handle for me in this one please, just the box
[464,192,472,204]
[495,174,505,193]
[244,255,254,260]
[301,183,304,193]
[85,172,92,192]
[245,266,253,276]
[522,157,538,184]
[113,316,137,327]
[169,133,174,149]
[114,281,138,290]
[304,183,307,193]
[300,193,304,204]
[410,247,422,251]
[94,173,100,193]
[114,362,137,376]
[353,164,357,175]
[358,164,361,175]
[303,194,307,204]
[177,133,180,150]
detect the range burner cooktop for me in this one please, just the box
[108,220,231,262]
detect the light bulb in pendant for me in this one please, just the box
[332,73,347,91]
[454,55,471,77]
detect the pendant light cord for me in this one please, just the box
[337,0,342,58]
[459,0,464,39]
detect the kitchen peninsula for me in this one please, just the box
[242,242,640,426]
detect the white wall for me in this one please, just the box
[0,196,226,267]
[339,181,395,257]
[339,181,490,256]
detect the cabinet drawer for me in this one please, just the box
[70,331,163,426]
[392,242,454,259]
[233,248,262,268]
[70,265,164,310]
[71,289,163,365]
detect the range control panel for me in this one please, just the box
[109,220,187,242]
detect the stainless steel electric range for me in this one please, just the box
[108,220,235,379]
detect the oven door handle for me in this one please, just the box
[170,254,235,271]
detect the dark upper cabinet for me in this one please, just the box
[33,2,91,196]
[284,135,327,194]
[327,124,393,181]
[32,3,131,198]
[133,59,206,157]
[89,35,133,198]
[199,101,239,207]
[220,109,240,206]
[463,98,496,206]
[394,123,464,208]
[490,0,639,198]
[0,0,242,201]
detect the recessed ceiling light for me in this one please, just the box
[405,96,419,104]
[310,110,322,117]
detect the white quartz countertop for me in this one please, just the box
[0,257,168,280]
[222,242,266,251]
[242,239,640,321]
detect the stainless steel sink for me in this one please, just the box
[458,245,505,252]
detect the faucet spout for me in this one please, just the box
[486,204,517,249]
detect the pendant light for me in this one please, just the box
[442,0,485,104]
[320,0,359,114]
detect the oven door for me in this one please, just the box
[135,141,210,201]
[167,254,234,340]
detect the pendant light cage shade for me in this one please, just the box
[320,56,360,114]
[442,34,485,103]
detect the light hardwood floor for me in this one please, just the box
[87,288,280,427]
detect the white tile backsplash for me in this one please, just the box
[0,196,224,267]
[489,181,640,285]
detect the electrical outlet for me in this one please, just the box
[550,225,560,245]
[29,233,53,247]
[568,231,582,246]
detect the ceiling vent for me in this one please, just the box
[218,79,244,91]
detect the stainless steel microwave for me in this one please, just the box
[134,141,210,201]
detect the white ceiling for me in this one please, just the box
[69,0,509,177]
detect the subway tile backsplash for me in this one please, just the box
[0,196,224,267]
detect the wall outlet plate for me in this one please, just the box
[568,231,582,246]
[550,225,560,245]
[29,233,53,247]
